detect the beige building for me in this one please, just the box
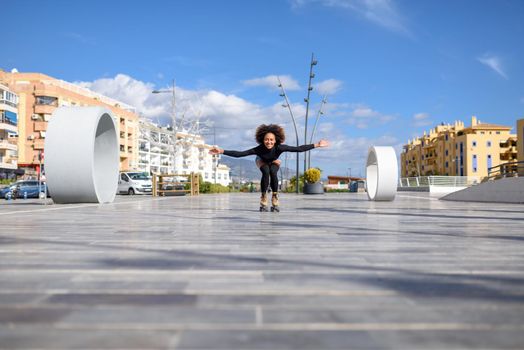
[0,83,19,178]
[401,116,517,179]
[518,118,524,175]
[0,71,139,176]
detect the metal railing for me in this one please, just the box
[487,161,523,180]
[399,176,481,188]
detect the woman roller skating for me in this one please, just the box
[209,124,329,212]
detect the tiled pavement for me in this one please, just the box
[0,192,523,349]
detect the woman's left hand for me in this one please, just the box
[315,139,330,148]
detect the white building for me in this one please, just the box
[137,119,230,186]
[0,83,19,179]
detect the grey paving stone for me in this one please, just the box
[0,327,179,349]
[176,330,378,350]
[0,192,523,349]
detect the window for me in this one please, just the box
[496,131,500,134]
[487,155,492,170]
[35,96,58,106]
[445,134,448,141]
[472,155,477,172]
[472,141,477,147]
[445,161,449,168]
[445,150,448,156]
[487,141,491,147]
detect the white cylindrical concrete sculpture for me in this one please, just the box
[366,146,398,201]
[45,107,119,204]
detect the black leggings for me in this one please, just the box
[260,163,279,193]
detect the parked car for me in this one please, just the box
[117,172,152,195]
[1,180,49,199]
[349,180,366,193]
[161,180,187,196]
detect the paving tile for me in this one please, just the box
[0,193,523,349]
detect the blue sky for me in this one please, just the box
[3,0,524,176]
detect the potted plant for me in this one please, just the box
[303,167,324,194]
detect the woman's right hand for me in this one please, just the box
[209,146,223,155]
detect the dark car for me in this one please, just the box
[161,180,187,196]
[1,180,49,199]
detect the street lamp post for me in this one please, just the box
[152,79,177,173]
[152,79,176,130]
[303,53,317,173]
[277,76,300,194]
[307,95,327,169]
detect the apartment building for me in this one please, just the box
[0,83,20,179]
[0,70,139,176]
[138,119,231,186]
[518,118,524,176]
[401,116,517,179]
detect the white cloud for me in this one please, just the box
[63,32,96,45]
[76,74,165,119]
[290,0,410,35]
[342,104,395,128]
[76,74,398,176]
[243,75,300,91]
[413,112,432,127]
[314,79,343,95]
[477,54,508,79]
[76,74,295,151]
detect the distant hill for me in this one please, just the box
[219,157,296,182]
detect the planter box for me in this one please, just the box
[303,182,324,194]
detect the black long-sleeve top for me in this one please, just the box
[223,144,315,163]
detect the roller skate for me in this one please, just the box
[259,193,269,212]
[270,192,280,212]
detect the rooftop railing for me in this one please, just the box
[399,176,481,188]
[487,161,523,180]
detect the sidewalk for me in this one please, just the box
[1,193,523,349]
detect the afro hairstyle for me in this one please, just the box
[255,124,285,145]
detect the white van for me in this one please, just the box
[117,172,152,195]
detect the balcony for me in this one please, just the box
[34,84,60,97]
[34,121,47,132]
[0,156,17,169]
[0,139,17,151]
[0,117,17,133]
[33,139,45,150]
[34,104,57,115]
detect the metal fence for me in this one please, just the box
[398,176,481,188]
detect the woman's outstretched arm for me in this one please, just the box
[279,139,330,152]
[209,146,257,158]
